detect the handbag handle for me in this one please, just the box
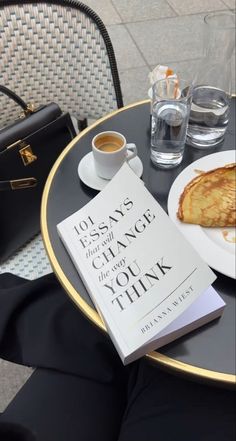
[0,85,34,115]
[0,85,37,190]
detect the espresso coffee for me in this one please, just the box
[92,130,137,179]
[98,143,121,152]
[95,135,123,153]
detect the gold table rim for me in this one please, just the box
[41,99,236,388]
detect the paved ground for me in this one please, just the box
[0,0,235,413]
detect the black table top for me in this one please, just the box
[41,98,236,388]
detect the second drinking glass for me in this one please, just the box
[186,12,235,149]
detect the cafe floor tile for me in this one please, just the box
[119,66,150,105]
[81,0,122,25]
[107,24,147,70]
[167,0,226,16]
[126,14,206,65]
[0,359,33,412]
[112,0,176,22]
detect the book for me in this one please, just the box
[57,163,221,364]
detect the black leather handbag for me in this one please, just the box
[0,85,76,263]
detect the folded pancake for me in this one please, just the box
[177,163,236,227]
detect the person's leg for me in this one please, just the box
[118,359,236,441]
[1,367,124,441]
[0,272,129,440]
[0,421,36,441]
[0,272,125,382]
[4,273,234,441]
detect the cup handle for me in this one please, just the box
[126,143,137,162]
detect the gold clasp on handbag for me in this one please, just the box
[19,143,38,166]
[6,139,38,166]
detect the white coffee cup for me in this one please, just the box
[92,131,137,180]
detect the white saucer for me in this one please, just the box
[78,152,143,191]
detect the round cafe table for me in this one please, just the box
[41,99,236,388]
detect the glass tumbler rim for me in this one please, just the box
[152,77,193,101]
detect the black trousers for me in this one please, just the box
[0,273,235,441]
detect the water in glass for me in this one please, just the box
[187,85,230,148]
[151,100,189,167]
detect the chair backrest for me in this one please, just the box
[0,0,123,126]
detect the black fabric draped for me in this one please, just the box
[0,273,235,441]
[0,272,126,383]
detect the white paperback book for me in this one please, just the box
[57,163,223,364]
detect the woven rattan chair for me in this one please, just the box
[0,0,123,130]
[0,0,123,279]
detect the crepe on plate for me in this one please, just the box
[177,163,236,227]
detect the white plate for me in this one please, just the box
[78,152,143,191]
[168,150,236,279]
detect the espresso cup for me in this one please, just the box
[92,131,137,179]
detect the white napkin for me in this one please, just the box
[148,64,176,86]
[148,65,180,99]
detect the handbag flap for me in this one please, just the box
[0,102,62,151]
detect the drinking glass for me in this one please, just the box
[187,11,235,149]
[151,78,192,168]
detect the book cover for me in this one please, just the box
[57,163,218,364]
